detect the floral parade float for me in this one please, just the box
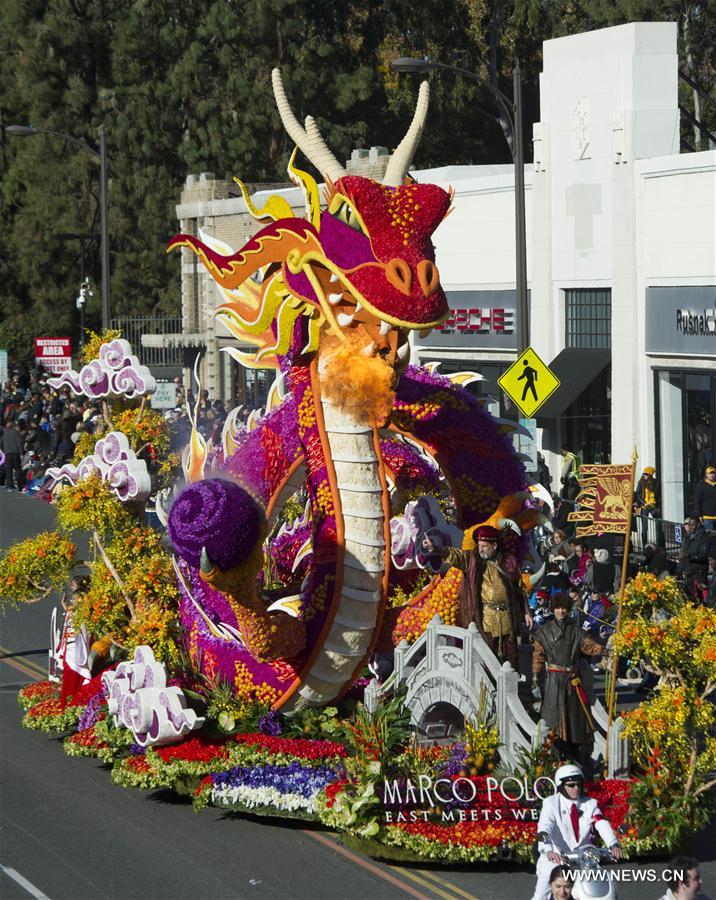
[3,72,714,865]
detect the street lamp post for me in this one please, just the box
[391,58,529,354]
[5,123,111,329]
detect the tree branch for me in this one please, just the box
[694,775,716,797]
[683,743,698,796]
[93,531,135,621]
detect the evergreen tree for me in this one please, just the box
[1,0,708,363]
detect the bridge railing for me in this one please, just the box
[366,615,629,778]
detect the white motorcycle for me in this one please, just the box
[561,845,618,899]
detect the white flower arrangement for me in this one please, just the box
[211,784,320,814]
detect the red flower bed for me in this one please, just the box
[27,697,64,717]
[233,732,347,759]
[67,725,108,750]
[154,735,229,764]
[125,756,154,774]
[20,680,58,703]
[68,671,109,707]
[394,817,536,848]
[588,779,632,832]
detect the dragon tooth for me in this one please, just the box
[396,342,410,361]
[361,341,376,357]
[327,292,343,305]
[337,312,355,327]
[354,301,363,313]
[329,273,340,283]
[378,320,391,336]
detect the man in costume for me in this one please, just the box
[424,525,532,675]
[531,763,621,900]
[531,593,604,765]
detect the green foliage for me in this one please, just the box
[197,671,271,735]
[0,532,77,610]
[283,704,344,739]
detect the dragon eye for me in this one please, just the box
[330,198,366,236]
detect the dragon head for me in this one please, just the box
[168,70,451,376]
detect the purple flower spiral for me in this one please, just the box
[168,478,264,570]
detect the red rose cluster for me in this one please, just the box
[154,735,229,764]
[233,732,347,760]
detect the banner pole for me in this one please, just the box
[605,445,638,769]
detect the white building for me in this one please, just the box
[168,21,715,522]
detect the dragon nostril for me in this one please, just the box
[417,259,440,297]
[385,258,413,296]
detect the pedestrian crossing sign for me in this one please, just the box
[498,347,560,417]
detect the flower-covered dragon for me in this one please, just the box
[166,70,540,712]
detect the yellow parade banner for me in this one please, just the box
[567,450,639,766]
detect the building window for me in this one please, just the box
[655,369,716,521]
[565,288,611,349]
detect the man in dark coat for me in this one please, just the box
[693,465,716,532]
[426,525,532,675]
[531,593,604,766]
[678,516,710,597]
[1,422,24,491]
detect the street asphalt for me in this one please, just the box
[0,490,714,900]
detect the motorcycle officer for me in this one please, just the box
[532,763,622,900]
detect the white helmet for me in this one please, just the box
[555,763,584,790]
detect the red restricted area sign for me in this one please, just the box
[34,337,72,374]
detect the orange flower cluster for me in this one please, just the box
[297,388,316,430]
[314,479,335,517]
[393,568,462,644]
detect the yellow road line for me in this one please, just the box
[417,869,479,900]
[0,654,42,681]
[387,865,464,900]
[0,645,46,678]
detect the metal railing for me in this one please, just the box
[110,316,184,367]
[629,514,681,561]
[558,495,681,562]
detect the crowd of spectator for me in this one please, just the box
[1,368,259,494]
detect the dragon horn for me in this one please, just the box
[383,81,430,187]
[271,69,346,182]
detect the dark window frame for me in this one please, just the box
[565,288,612,349]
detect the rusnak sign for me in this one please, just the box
[646,286,716,356]
[416,290,519,350]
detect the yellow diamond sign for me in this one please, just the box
[498,347,560,418]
